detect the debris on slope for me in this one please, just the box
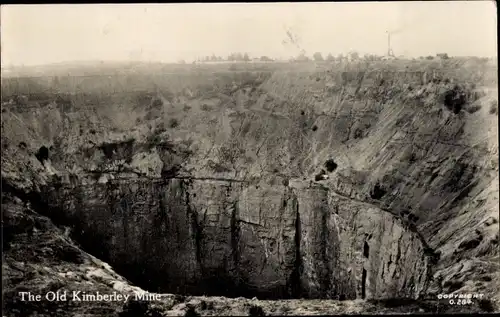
[1,60,498,314]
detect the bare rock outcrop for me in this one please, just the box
[2,60,498,314]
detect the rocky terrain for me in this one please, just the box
[2,59,499,315]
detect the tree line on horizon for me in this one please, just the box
[184,51,452,64]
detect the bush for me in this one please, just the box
[477,299,495,312]
[370,182,386,200]
[199,300,214,310]
[35,146,49,164]
[248,305,266,316]
[444,86,467,114]
[169,118,179,128]
[489,100,498,114]
[172,294,186,305]
[151,98,163,108]
[217,141,245,170]
[184,306,201,317]
[119,300,149,317]
[466,104,481,114]
[354,128,363,139]
[324,159,338,172]
[201,104,212,111]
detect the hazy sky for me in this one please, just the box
[1,2,497,66]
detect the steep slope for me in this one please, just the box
[5,180,488,316]
[2,59,498,313]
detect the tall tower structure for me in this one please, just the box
[386,31,395,57]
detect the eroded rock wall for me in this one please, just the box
[2,60,497,306]
[39,176,430,300]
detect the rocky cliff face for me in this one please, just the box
[35,176,430,300]
[2,60,498,313]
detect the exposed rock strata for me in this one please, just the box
[2,62,498,314]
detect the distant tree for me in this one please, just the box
[437,53,449,60]
[326,53,335,62]
[178,60,186,64]
[243,53,250,62]
[313,52,324,61]
[260,56,273,62]
[217,56,223,61]
[210,54,217,61]
[364,54,380,61]
[228,53,242,61]
[425,56,434,60]
[235,53,244,61]
[336,53,344,62]
[349,51,359,61]
[295,52,310,62]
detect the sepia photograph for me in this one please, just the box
[1,2,498,316]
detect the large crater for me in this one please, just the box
[2,61,498,307]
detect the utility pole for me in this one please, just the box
[386,31,395,57]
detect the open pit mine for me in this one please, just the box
[2,60,499,316]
